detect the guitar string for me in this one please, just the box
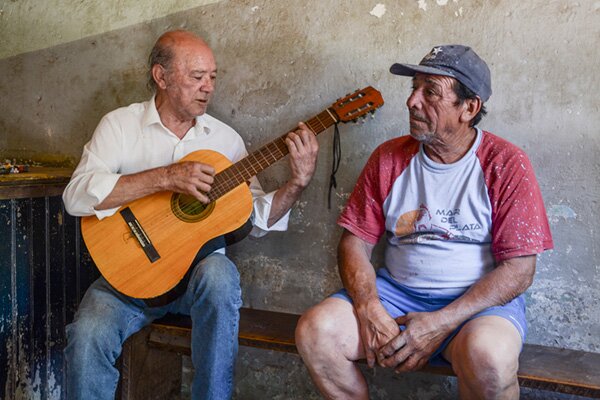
[212,137,287,200]
[178,138,289,215]
[169,110,335,216]
[172,116,327,216]
[208,137,288,200]
[139,113,331,225]
[179,114,330,215]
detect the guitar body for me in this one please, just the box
[81,150,253,299]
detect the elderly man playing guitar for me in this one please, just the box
[63,30,318,399]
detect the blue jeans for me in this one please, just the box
[64,253,242,400]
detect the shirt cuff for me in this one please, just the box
[87,172,122,219]
[250,190,290,237]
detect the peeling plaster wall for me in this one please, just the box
[1,0,599,399]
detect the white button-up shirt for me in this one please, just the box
[63,97,289,237]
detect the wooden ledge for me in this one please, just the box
[0,167,72,199]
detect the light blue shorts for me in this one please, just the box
[331,267,527,366]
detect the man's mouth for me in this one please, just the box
[410,113,428,123]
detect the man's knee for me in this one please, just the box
[192,254,240,289]
[189,253,241,307]
[65,315,121,360]
[296,304,332,353]
[449,317,521,394]
[296,299,354,358]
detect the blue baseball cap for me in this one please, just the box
[390,45,492,102]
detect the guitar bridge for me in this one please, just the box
[120,207,161,263]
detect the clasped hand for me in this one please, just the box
[375,311,451,373]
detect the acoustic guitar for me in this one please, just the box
[81,86,384,300]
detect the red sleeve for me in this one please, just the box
[338,137,418,244]
[478,132,554,261]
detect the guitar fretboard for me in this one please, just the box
[207,108,338,202]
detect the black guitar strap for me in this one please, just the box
[328,122,341,209]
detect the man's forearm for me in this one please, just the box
[338,230,379,309]
[437,255,536,331]
[96,159,216,211]
[266,180,306,227]
[96,167,167,210]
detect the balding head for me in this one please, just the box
[149,30,217,121]
[147,30,211,92]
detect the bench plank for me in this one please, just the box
[517,344,600,397]
[149,308,299,354]
[146,308,600,398]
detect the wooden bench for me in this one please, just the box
[119,308,600,399]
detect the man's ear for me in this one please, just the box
[460,97,482,124]
[151,64,168,90]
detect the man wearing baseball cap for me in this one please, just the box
[296,45,553,399]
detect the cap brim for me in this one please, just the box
[390,63,456,79]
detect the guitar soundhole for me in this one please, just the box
[170,193,215,223]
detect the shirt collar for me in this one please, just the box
[141,95,162,130]
[194,114,210,136]
[141,96,211,137]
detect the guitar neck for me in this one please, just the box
[207,108,338,202]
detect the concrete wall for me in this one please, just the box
[1,0,598,399]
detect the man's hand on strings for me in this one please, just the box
[163,161,215,203]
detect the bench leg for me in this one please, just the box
[119,326,183,400]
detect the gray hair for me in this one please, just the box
[147,39,175,92]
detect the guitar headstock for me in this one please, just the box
[330,86,384,123]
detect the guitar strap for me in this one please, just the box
[328,123,341,209]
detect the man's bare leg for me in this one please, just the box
[443,316,522,399]
[296,297,369,399]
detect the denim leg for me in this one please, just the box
[171,253,242,400]
[64,277,169,400]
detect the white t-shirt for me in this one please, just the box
[338,129,553,295]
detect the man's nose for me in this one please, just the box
[406,90,421,109]
[201,77,215,92]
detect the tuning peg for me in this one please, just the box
[370,113,375,119]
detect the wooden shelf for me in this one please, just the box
[0,167,72,199]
